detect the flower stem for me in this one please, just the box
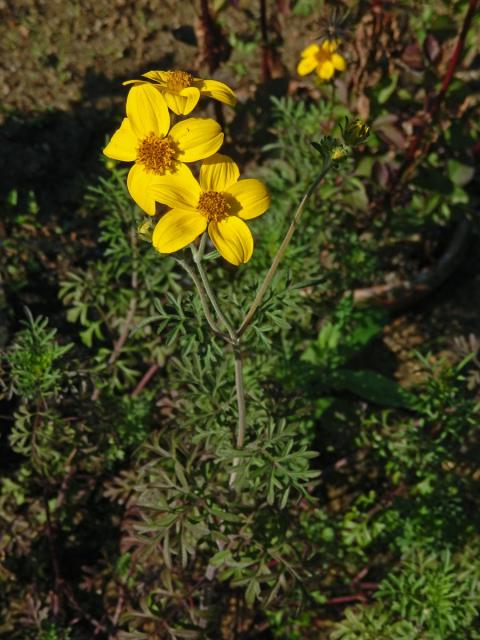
[237,161,331,338]
[229,346,246,487]
[191,240,237,342]
[174,256,233,344]
[234,347,246,449]
[190,238,246,485]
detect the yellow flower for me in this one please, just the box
[103,84,224,215]
[297,40,346,81]
[124,70,237,116]
[149,154,270,266]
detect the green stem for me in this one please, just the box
[191,240,237,342]
[229,347,246,488]
[174,256,233,344]
[189,161,331,483]
[237,161,331,338]
[190,239,246,485]
[234,348,246,449]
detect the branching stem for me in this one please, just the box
[174,256,233,344]
[191,241,237,342]
[237,161,331,337]
[186,163,332,486]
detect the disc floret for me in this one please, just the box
[137,133,177,174]
[197,191,231,222]
[165,70,193,93]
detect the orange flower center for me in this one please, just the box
[197,191,231,222]
[165,70,193,92]
[137,133,177,174]
[316,49,331,64]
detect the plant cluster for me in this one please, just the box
[1,1,480,639]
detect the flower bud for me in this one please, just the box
[330,144,349,161]
[340,118,370,146]
[138,219,154,241]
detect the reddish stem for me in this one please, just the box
[44,490,63,617]
[199,0,219,73]
[131,363,159,396]
[259,0,271,82]
[432,0,478,117]
[326,593,368,605]
[399,0,478,178]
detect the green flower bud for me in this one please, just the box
[340,118,370,146]
[138,219,154,242]
[330,144,349,161]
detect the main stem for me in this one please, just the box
[190,162,331,484]
[234,348,246,449]
[190,241,246,479]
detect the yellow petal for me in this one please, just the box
[123,71,167,87]
[127,164,158,216]
[142,70,168,84]
[122,79,146,86]
[149,163,201,209]
[199,153,240,192]
[179,86,202,112]
[195,78,237,107]
[152,208,207,254]
[208,217,253,265]
[322,39,338,53]
[226,179,270,220]
[126,84,170,139]
[297,55,318,76]
[318,60,335,80]
[164,87,200,115]
[300,43,320,58]
[169,118,223,163]
[103,118,137,161]
[332,53,346,71]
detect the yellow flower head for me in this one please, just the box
[297,40,346,81]
[103,84,224,215]
[149,154,271,266]
[124,70,237,116]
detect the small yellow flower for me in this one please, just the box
[103,84,224,215]
[149,154,270,266]
[297,40,346,81]
[124,70,237,116]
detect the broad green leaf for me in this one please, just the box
[447,159,475,187]
[331,368,419,410]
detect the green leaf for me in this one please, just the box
[79,320,103,348]
[377,73,399,104]
[315,396,335,417]
[331,368,419,410]
[209,505,243,523]
[245,578,261,605]
[343,177,368,212]
[292,0,316,17]
[209,549,233,567]
[447,159,475,187]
